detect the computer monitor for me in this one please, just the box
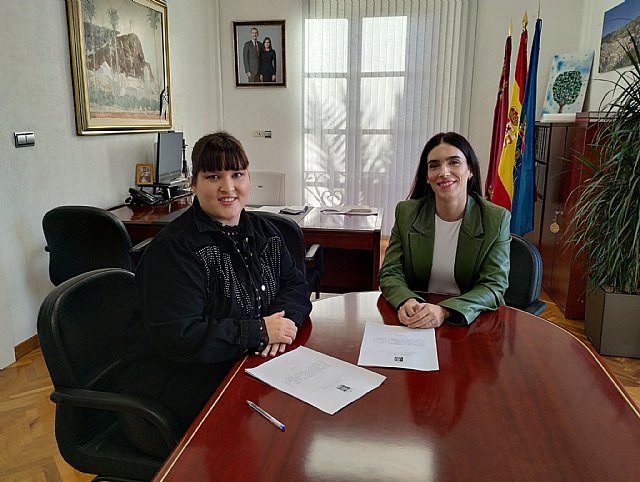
[156,131,184,185]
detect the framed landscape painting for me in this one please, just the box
[66,0,172,134]
[233,20,286,87]
[599,0,640,73]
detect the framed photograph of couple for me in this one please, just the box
[233,20,286,87]
[65,0,172,135]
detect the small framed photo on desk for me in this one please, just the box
[136,163,154,186]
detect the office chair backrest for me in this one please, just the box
[505,234,546,315]
[254,211,306,275]
[38,268,133,391]
[43,205,134,285]
[253,211,324,299]
[37,268,176,480]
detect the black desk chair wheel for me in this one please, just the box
[42,205,151,285]
[37,268,182,481]
[253,211,324,299]
[505,234,547,315]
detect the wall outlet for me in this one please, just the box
[253,130,264,137]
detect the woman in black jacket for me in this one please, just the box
[259,37,277,82]
[119,132,311,454]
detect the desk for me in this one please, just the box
[109,197,383,292]
[153,293,640,481]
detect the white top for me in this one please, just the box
[427,214,462,295]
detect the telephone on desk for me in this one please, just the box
[127,187,193,206]
[127,188,163,206]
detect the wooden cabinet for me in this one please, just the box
[533,113,600,319]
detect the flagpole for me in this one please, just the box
[492,13,528,211]
[484,24,513,201]
[511,17,543,235]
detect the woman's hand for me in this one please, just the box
[260,342,287,357]
[263,310,297,344]
[260,311,297,357]
[398,299,448,329]
[271,75,276,81]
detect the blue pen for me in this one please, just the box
[246,400,286,431]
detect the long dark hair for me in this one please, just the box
[408,132,482,200]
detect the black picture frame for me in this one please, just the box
[233,20,286,87]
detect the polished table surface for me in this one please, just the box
[152,293,640,481]
[110,197,383,292]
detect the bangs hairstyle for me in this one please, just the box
[191,131,249,179]
[408,131,483,200]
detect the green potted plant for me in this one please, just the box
[570,32,640,357]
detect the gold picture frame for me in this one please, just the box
[66,0,172,135]
[135,163,154,185]
[233,20,286,87]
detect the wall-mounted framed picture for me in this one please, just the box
[233,20,286,87]
[599,0,640,73]
[135,163,154,185]
[65,0,172,135]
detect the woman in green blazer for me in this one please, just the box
[379,132,510,326]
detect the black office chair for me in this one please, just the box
[42,205,150,285]
[37,268,182,481]
[254,211,324,299]
[504,234,547,315]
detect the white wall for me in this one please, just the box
[0,0,222,366]
[217,0,305,205]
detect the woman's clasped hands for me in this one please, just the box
[260,310,298,357]
[398,298,449,329]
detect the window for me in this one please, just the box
[303,0,478,235]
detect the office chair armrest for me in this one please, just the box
[130,237,153,256]
[305,243,320,261]
[305,244,324,276]
[51,387,182,446]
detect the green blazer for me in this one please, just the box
[379,194,511,324]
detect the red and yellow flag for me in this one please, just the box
[492,13,528,211]
[485,27,512,202]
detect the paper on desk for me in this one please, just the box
[357,321,439,371]
[246,205,282,213]
[245,346,386,415]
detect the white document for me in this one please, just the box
[246,205,282,213]
[321,205,378,216]
[245,346,386,415]
[357,321,439,371]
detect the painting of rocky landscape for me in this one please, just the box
[599,0,640,73]
[67,0,171,134]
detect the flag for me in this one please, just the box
[492,14,528,211]
[485,30,512,201]
[511,18,542,235]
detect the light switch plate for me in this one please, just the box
[14,131,35,148]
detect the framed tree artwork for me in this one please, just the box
[541,51,594,115]
[65,0,172,134]
[233,20,286,87]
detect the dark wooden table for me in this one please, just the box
[109,197,383,292]
[152,292,640,481]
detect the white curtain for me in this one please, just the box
[303,0,478,236]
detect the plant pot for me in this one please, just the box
[584,286,640,358]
